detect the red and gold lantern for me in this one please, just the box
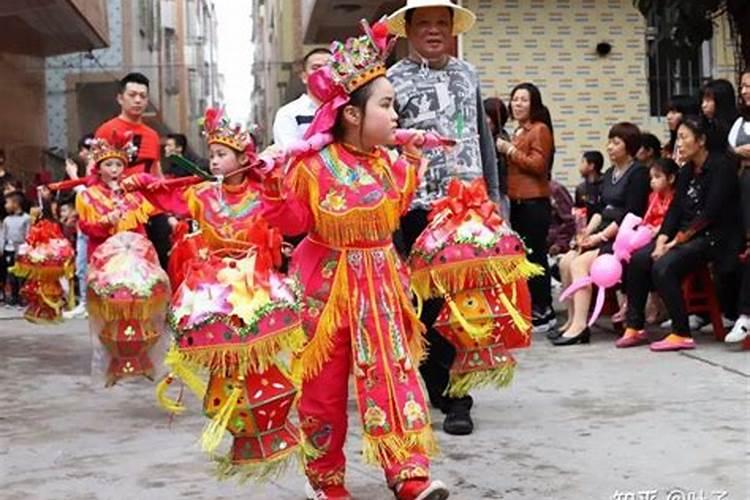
[202,364,299,479]
[155,228,305,481]
[87,232,171,386]
[434,280,533,397]
[11,220,74,324]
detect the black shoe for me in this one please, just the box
[546,327,563,340]
[551,328,591,346]
[443,396,474,435]
[532,307,557,334]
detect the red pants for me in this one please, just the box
[298,322,431,490]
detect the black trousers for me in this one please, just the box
[510,198,552,313]
[145,213,173,271]
[738,258,750,316]
[739,169,750,316]
[394,208,460,410]
[625,239,712,337]
[1,250,20,301]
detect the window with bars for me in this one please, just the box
[646,10,712,116]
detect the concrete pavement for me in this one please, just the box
[0,310,747,500]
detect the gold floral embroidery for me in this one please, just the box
[363,399,390,432]
[320,190,347,211]
[402,392,426,430]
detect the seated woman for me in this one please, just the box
[623,116,742,351]
[554,122,650,345]
[614,158,678,347]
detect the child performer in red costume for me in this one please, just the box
[75,132,155,256]
[261,20,448,500]
[124,108,305,480]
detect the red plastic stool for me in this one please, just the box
[681,265,725,340]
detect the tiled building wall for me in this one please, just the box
[45,0,124,153]
[463,0,651,189]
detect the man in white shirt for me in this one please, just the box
[272,48,331,147]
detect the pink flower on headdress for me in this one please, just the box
[303,66,350,140]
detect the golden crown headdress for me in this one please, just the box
[87,130,137,165]
[328,19,395,94]
[200,107,256,155]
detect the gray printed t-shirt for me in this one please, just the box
[388,56,499,210]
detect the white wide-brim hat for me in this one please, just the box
[386,0,476,37]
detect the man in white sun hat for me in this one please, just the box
[388,0,499,438]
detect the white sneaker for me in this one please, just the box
[698,316,735,332]
[63,303,88,319]
[660,315,707,331]
[725,315,750,343]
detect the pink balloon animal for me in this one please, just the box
[559,213,653,326]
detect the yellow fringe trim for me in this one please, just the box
[385,255,427,367]
[498,288,531,333]
[446,362,516,398]
[155,375,186,414]
[155,346,209,414]
[86,294,169,321]
[291,160,401,248]
[10,261,73,281]
[362,426,439,468]
[76,186,154,234]
[296,254,349,381]
[433,275,492,340]
[213,445,300,483]
[23,312,63,325]
[201,383,243,453]
[411,257,544,300]
[177,323,306,377]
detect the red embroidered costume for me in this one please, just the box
[262,21,438,496]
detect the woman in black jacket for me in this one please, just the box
[621,116,742,351]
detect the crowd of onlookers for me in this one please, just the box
[482,70,750,348]
[0,129,195,315]
[2,66,749,351]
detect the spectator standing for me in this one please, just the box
[0,149,15,221]
[0,192,30,305]
[163,133,192,177]
[496,82,556,333]
[664,95,700,159]
[637,132,662,169]
[387,0,498,436]
[272,48,331,148]
[726,69,750,343]
[62,136,94,319]
[96,72,170,270]
[700,79,739,151]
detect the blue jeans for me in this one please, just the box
[75,230,88,303]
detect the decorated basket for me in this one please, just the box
[409,179,543,301]
[87,231,171,321]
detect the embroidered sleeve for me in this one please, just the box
[261,159,314,236]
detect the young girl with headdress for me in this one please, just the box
[261,19,448,500]
[124,108,305,480]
